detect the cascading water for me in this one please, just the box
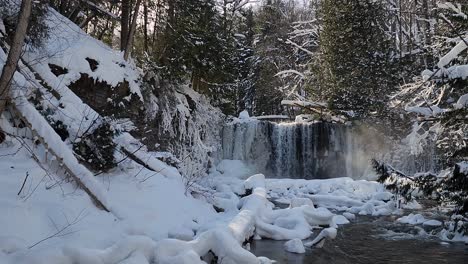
[222,120,366,179]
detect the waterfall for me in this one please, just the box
[221,120,366,179]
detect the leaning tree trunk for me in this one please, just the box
[123,0,142,61]
[0,0,32,117]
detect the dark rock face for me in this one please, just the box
[68,73,142,120]
[222,121,363,179]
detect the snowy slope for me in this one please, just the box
[23,8,142,99]
[0,137,216,263]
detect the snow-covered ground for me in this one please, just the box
[1,137,467,264]
[0,138,216,263]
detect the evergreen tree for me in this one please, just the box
[317,0,396,117]
[251,0,294,115]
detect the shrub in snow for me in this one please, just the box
[73,122,116,172]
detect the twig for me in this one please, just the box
[17,171,29,195]
[28,209,86,249]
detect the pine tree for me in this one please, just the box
[318,0,396,117]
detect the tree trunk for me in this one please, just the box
[120,0,130,51]
[0,0,32,116]
[143,0,148,52]
[123,0,142,60]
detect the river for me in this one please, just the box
[249,214,467,264]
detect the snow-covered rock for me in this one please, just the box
[398,213,427,225]
[289,198,314,208]
[284,239,305,254]
[422,220,442,227]
[342,212,356,221]
[239,110,250,119]
[332,215,350,225]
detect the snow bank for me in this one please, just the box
[0,138,216,264]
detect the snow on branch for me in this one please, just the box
[281,100,328,108]
[275,70,305,79]
[437,36,468,68]
[437,2,467,19]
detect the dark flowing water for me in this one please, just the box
[249,215,468,264]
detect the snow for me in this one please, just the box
[454,93,468,109]
[0,137,217,264]
[405,105,445,117]
[281,100,328,108]
[23,7,143,99]
[252,115,290,120]
[342,212,356,221]
[284,239,305,254]
[437,37,468,69]
[295,114,315,122]
[423,220,442,227]
[289,198,314,208]
[437,3,467,19]
[10,81,115,215]
[275,70,305,78]
[304,228,337,248]
[398,213,427,225]
[397,213,441,227]
[215,159,255,179]
[239,110,250,119]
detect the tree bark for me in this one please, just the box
[0,0,32,116]
[143,0,148,52]
[120,0,130,51]
[123,0,142,60]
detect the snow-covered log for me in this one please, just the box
[11,93,114,213]
[115,133,181,179]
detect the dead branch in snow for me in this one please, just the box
[28,209,87,249]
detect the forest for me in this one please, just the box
[0,0,467,263]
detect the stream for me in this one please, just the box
[249,215,468,264]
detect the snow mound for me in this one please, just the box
[239,110,250,119]
[397,213,427,224]
[284,239,305,254]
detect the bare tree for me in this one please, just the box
[123,0,142,60]
[120,0,130,51]
[0,0,32,116]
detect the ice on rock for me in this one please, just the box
[401,200,423,210]
[289,198,314,208]
[302,207,334,226]
[332,215,350,225]
[244,174,266,191]
[342,212,356,221]
[239,110,250,119]
[304,228,337,248]
[372,191,393,201]
[397,213,427,225]
[422,220,442,227]
[284,239,305,254]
